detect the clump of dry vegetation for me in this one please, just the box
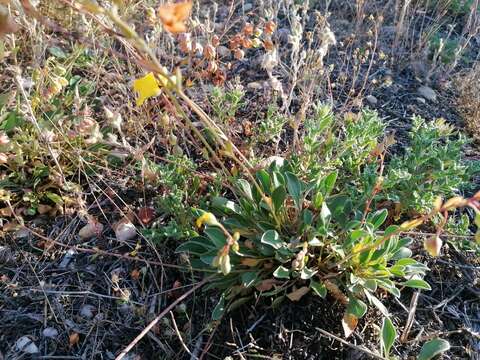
[1,0,480,359]
[457,64,480,141]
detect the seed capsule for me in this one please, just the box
[220,254,231,275]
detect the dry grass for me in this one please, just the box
[457,64,480,141]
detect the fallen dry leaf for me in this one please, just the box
[341,313,358,338]
[157,1,191,33]
[286,286,310,301]
[0,8,19,38]
[69,332,79,347]
[255,278,277,292]
[130,269,141,281]
[240,258,261,267]
[138,207,155,225]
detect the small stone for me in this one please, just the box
[114,220,136,242]
[243,3,253,11]
[15,336,39,354]
[277,28,291,44]
[247,81,263,90]
[79,304,95,319]
[417,85,437,102]
[416,97,426,104]
[78,221,104,240]
[365,95,378,106]
[217,46,231,58]
[42,327,59,338]
[14,228,30,239]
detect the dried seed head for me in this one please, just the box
[234,49,245,60]
[146,7,156,23]
[264,20,276,34]
[212,34,220,47]
[229,34,243,50]
[231,241,239,252]
[251,38,261,48]
[212,255,220,267]
[263,38,274,51]
[220,254,231,275]
[203,44,216,60]
[161,113,171,128]
[179,39,192,53]
[206,61,218,73]
[242,38,253,49]
[191,41,203,56]
[243,22,254,36]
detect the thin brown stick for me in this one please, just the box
[22,226,217,273]
[170,311,196,359]
[115,276,212,360]
[400,291,420,343]
[316,327,386,360]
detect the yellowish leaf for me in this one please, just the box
[424,235,442,256]
[400,218,424,230]
[442,196,467,211]
[133,73,161,106]
[342,313,358,338]
[240,258,261,267]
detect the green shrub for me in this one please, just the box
[176,105,479,344]
[179,161,433,331]
[374,117,475,215]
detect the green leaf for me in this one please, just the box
[0,111,24,132]
[176,239,214,255]
[261,230,282,249]
[204,226,228,248]
[46,192,64,205]
[300,267,317,280]
[272,186,287,211]
[319,202,331,225]
[302,209,314,226]
[402,279,431,290]
[395,258,417,266]
[228,297,251,312]
[384,225,400,237]
[392,246,412,260]
[211,196,241,214]
[212,294,226,320]
[48,46,68,59]
[418,339,450,360]
[347,297,368,318]
[256,170,271,193]
[273,265,290,279]
[285,172,302,208]
[381,317,397,356]
[364,290,389,317]
[370,208,388,229]
[310,280,327,298]
[237,179,253,201]
[322,171,338,196]
[241,271,259,287]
